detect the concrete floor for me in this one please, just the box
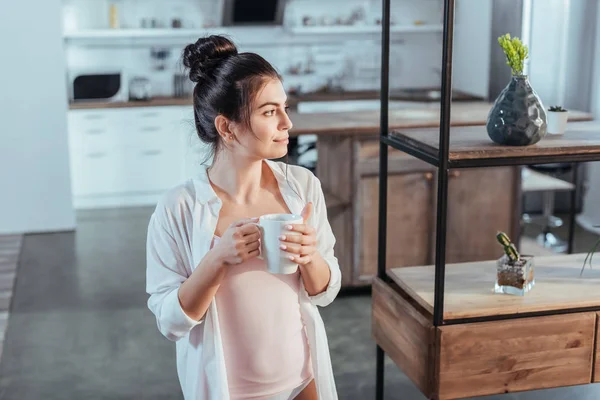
[1,206,599,400]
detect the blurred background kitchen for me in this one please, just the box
[1,0,600,399]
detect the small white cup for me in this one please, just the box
[256,213,303,274]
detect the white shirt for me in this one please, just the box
[146,160,341,400]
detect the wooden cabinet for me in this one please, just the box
[316,134,522,289]
[444,167,519,263]
[356,163,519,284]
[359,172,435,281]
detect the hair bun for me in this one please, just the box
[183,35,238,83]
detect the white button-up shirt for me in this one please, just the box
[146,160,342,400]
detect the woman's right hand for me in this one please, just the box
[213,218,261,266]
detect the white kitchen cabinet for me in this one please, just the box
[67,105,208,209]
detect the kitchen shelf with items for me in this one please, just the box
[373,0,600,399]
[63,28,223,40]
[285,24,443,35]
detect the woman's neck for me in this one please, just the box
[207,153,271,205]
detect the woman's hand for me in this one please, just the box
[279,203,318,265]
[213,218,261,266]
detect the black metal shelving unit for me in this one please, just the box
[375,0,600,398]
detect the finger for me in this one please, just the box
[238,223,260,235]
[279,233,315,245]
[232,217,259,228]
[285,223,315,235]
[245,249,260,260]
[280,242,303,254]
[245,240,261,252]
[289,254,312,265]
[244,231,261,243]
[301,202,313,223]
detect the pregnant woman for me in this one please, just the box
[146,35,341,400]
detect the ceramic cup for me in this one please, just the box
[256,213,303,274]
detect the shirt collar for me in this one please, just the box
[193,159,287,205]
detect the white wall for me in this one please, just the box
[528,0,596,111]
[0,0,76,234]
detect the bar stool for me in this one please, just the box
[521,164,575,253]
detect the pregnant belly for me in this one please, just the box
[215,258,312,397]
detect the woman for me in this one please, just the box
[146,35,341,400]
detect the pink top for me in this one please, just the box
[212,236,313,400]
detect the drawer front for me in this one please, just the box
[70,142,183,196]
[70,149,128,196]
[129,146,184,192]
[437,313,596,399]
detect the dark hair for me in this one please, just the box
[182,35,282,158]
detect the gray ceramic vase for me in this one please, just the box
[486,75,547,146]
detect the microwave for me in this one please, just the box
[67,69,128,102]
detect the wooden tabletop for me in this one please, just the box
[388,253,600,320]
[391,119,600,166]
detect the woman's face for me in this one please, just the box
[230,78,292,160]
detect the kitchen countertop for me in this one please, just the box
[67,89,478,110]
[69,96,194,109]
[69,97,594,136]
[288,102,593,136]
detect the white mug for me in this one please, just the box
[256,213,303,274]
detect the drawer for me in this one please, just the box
[68,109,123,131]
[130,146,184,192]
[70,149,128,196]
[70,145,183,196]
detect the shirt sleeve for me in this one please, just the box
[307,174,342,307]
[146,213,202,341]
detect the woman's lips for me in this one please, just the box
[274,137,289,144]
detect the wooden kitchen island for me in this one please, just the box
[289,102,593,288]
[372,121,600,399]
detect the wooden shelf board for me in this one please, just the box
[387,253,600,320]
[390,119,600,167]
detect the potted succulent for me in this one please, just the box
[547,105,569,135]
[486,33,548,146]
[494,231,535,296]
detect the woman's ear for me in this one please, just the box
[215,115,235,142]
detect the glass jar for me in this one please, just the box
[495,254,535,296]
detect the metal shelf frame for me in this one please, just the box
[375,0,598,398]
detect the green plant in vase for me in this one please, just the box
[498,33,529,76]
[486,33,547,146]
[494,231,535,295]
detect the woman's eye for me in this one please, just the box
[284,106,290,113]
[265,109,275,116]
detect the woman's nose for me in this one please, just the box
[280,110,293,131]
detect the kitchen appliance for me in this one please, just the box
[129,76,151,101]
[221,0,285,26]
[68,69,128,102]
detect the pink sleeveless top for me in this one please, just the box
[212,236,313,400]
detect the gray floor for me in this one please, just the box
[0,207,599,400]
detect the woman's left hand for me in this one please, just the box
[279,202,318,265]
